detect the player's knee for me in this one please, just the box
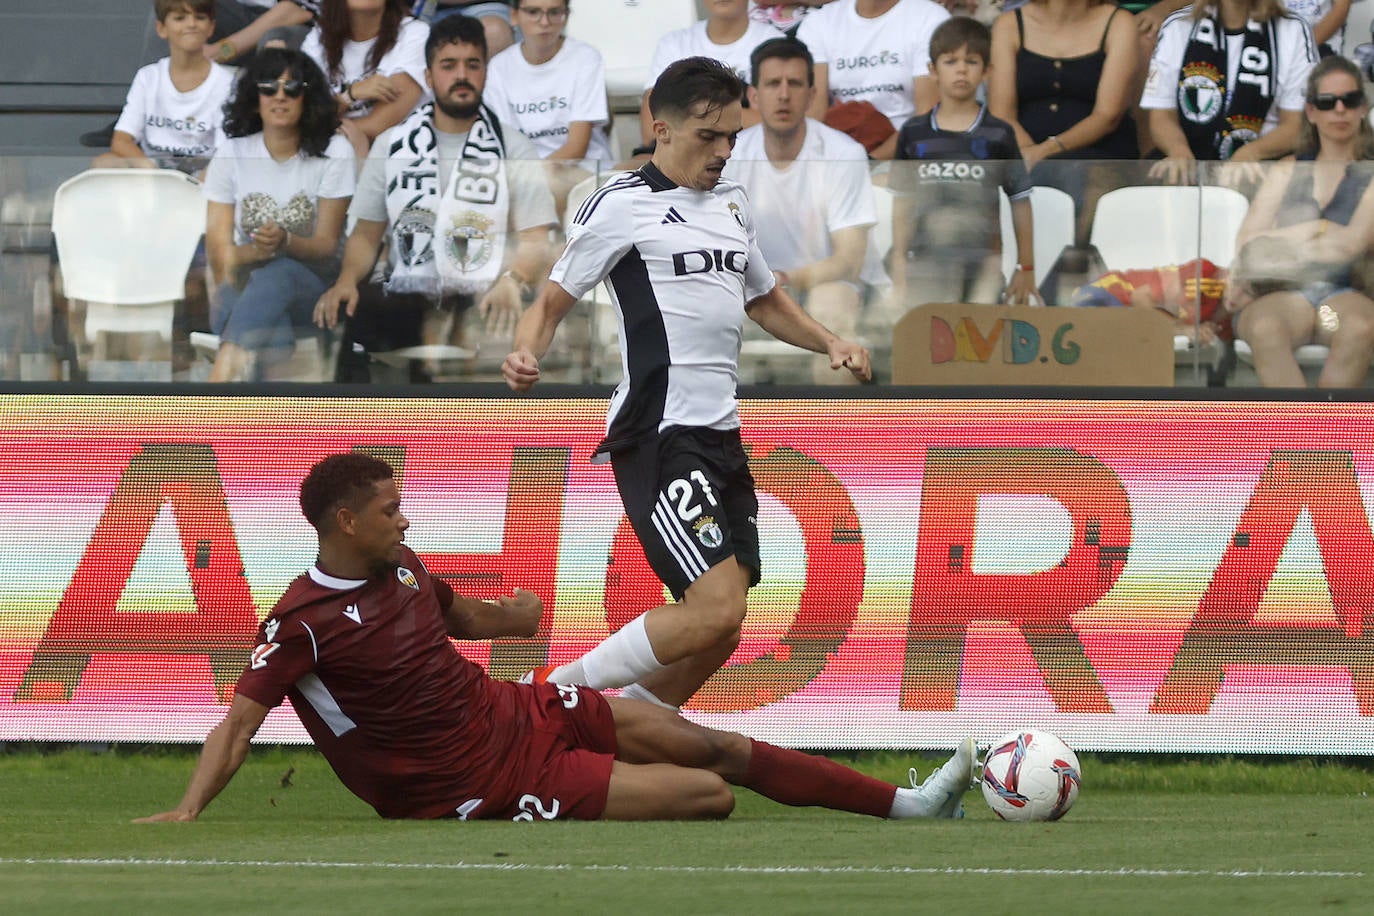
[693,773,735,819]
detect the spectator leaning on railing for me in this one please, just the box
[1141,0,1318,184]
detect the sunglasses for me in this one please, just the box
[256,78,307,98]
[1311,90,1366,111]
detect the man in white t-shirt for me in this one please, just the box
[502,57,871,711]
[1141,6,1317,183]
[635,0,785,153]
[98,0,237,172]
[314,13,556,382]
[797,0,949,153]
[723,37,878,384]
[483,0,615,213]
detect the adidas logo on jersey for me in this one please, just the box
[661,207,687,225]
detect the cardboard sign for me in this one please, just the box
[892,303,1175,386]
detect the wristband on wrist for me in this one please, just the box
[1048,135,1066,153]
[345,82,356,102]
[1015,264,1034,273]
[500,269,532,298]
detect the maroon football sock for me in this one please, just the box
[739,739,897,818]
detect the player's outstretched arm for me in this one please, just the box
[443,590,543,640]
[503,282,579,392]
[134,694,270,823]
[746,286,872,382]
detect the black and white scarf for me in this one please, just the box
[1176,10,1278,160]
[384,102,510,297]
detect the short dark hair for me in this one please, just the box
[426,10,487,67]
[750,37,814,88]
[222,49,340,156]
[300,453,396,532]
[649,56,745,122]
[928,16,992,65]
[155,0,214,22]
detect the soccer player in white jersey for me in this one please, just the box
[502,57,872,710]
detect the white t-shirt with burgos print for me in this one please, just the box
[484,37,616,171]
[113,58,236,159]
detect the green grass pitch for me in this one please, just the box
[1,747,1372,914]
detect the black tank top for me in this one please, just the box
[1014,6,1137,159]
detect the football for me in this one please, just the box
[980,730,1081,821]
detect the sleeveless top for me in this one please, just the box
[1276,155,1374,286]
[1014,6,1137,159]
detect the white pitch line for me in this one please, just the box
[0,858,1363,879]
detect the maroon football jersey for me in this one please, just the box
[234,546,538,819]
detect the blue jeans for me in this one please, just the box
[212,257,326,356]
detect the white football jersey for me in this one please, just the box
[551,164,776,458]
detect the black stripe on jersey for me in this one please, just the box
[597,243,669,456]
[574,172,646,227]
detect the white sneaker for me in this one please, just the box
[907,737,978,818]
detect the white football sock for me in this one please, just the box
[619,681,679,711]
[552,614,663,690]
[888,786,926,819]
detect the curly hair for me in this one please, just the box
[221,48,340,157]
[300,453,396,532]
[316,0,410,84]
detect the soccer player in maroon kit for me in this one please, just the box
[138,452,976,823]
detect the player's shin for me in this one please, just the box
[737,739,897,818]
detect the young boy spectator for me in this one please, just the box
[889,16,1041,308]
[96,0,237,173]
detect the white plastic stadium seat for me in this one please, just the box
[1089,184,1249,270]
[52,168,206,380]
[564,0,699,102]
[999,185,1076,288]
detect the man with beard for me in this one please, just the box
[501,57,872,713]
[315,13,555,382]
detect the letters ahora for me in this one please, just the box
[672,249,748,276]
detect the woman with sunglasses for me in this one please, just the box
[1228,55,1374,387]
[482,1,615,213]
[302,0,430,158]
[202,48,356,381]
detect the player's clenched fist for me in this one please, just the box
[503,349,541,392]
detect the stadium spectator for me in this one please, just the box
[890,17,1040,307]
[314,14,556,383]
[425,0,515,56]
[722,37,881,383]
[134,452,978,824]
[749,0,839,36]
[1285,0,1351,57]
[96,0,237,173]
[1228,55,1374,387]
[797,0,951,160]
[987,0,1139,243]
[205,1,318,65]
[483,0,616,214]
[1141,0,1319,184]
[301,0,431,159]
[202,49,355,381]
[635,0,785,154]
[503,58,871,709]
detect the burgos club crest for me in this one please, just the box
[693,516,724,549]
[1219,115,1263,159]
[1179,62,1223,124]
[395,207,436,267]
[397,567,419,590]
[446,209,495,272]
